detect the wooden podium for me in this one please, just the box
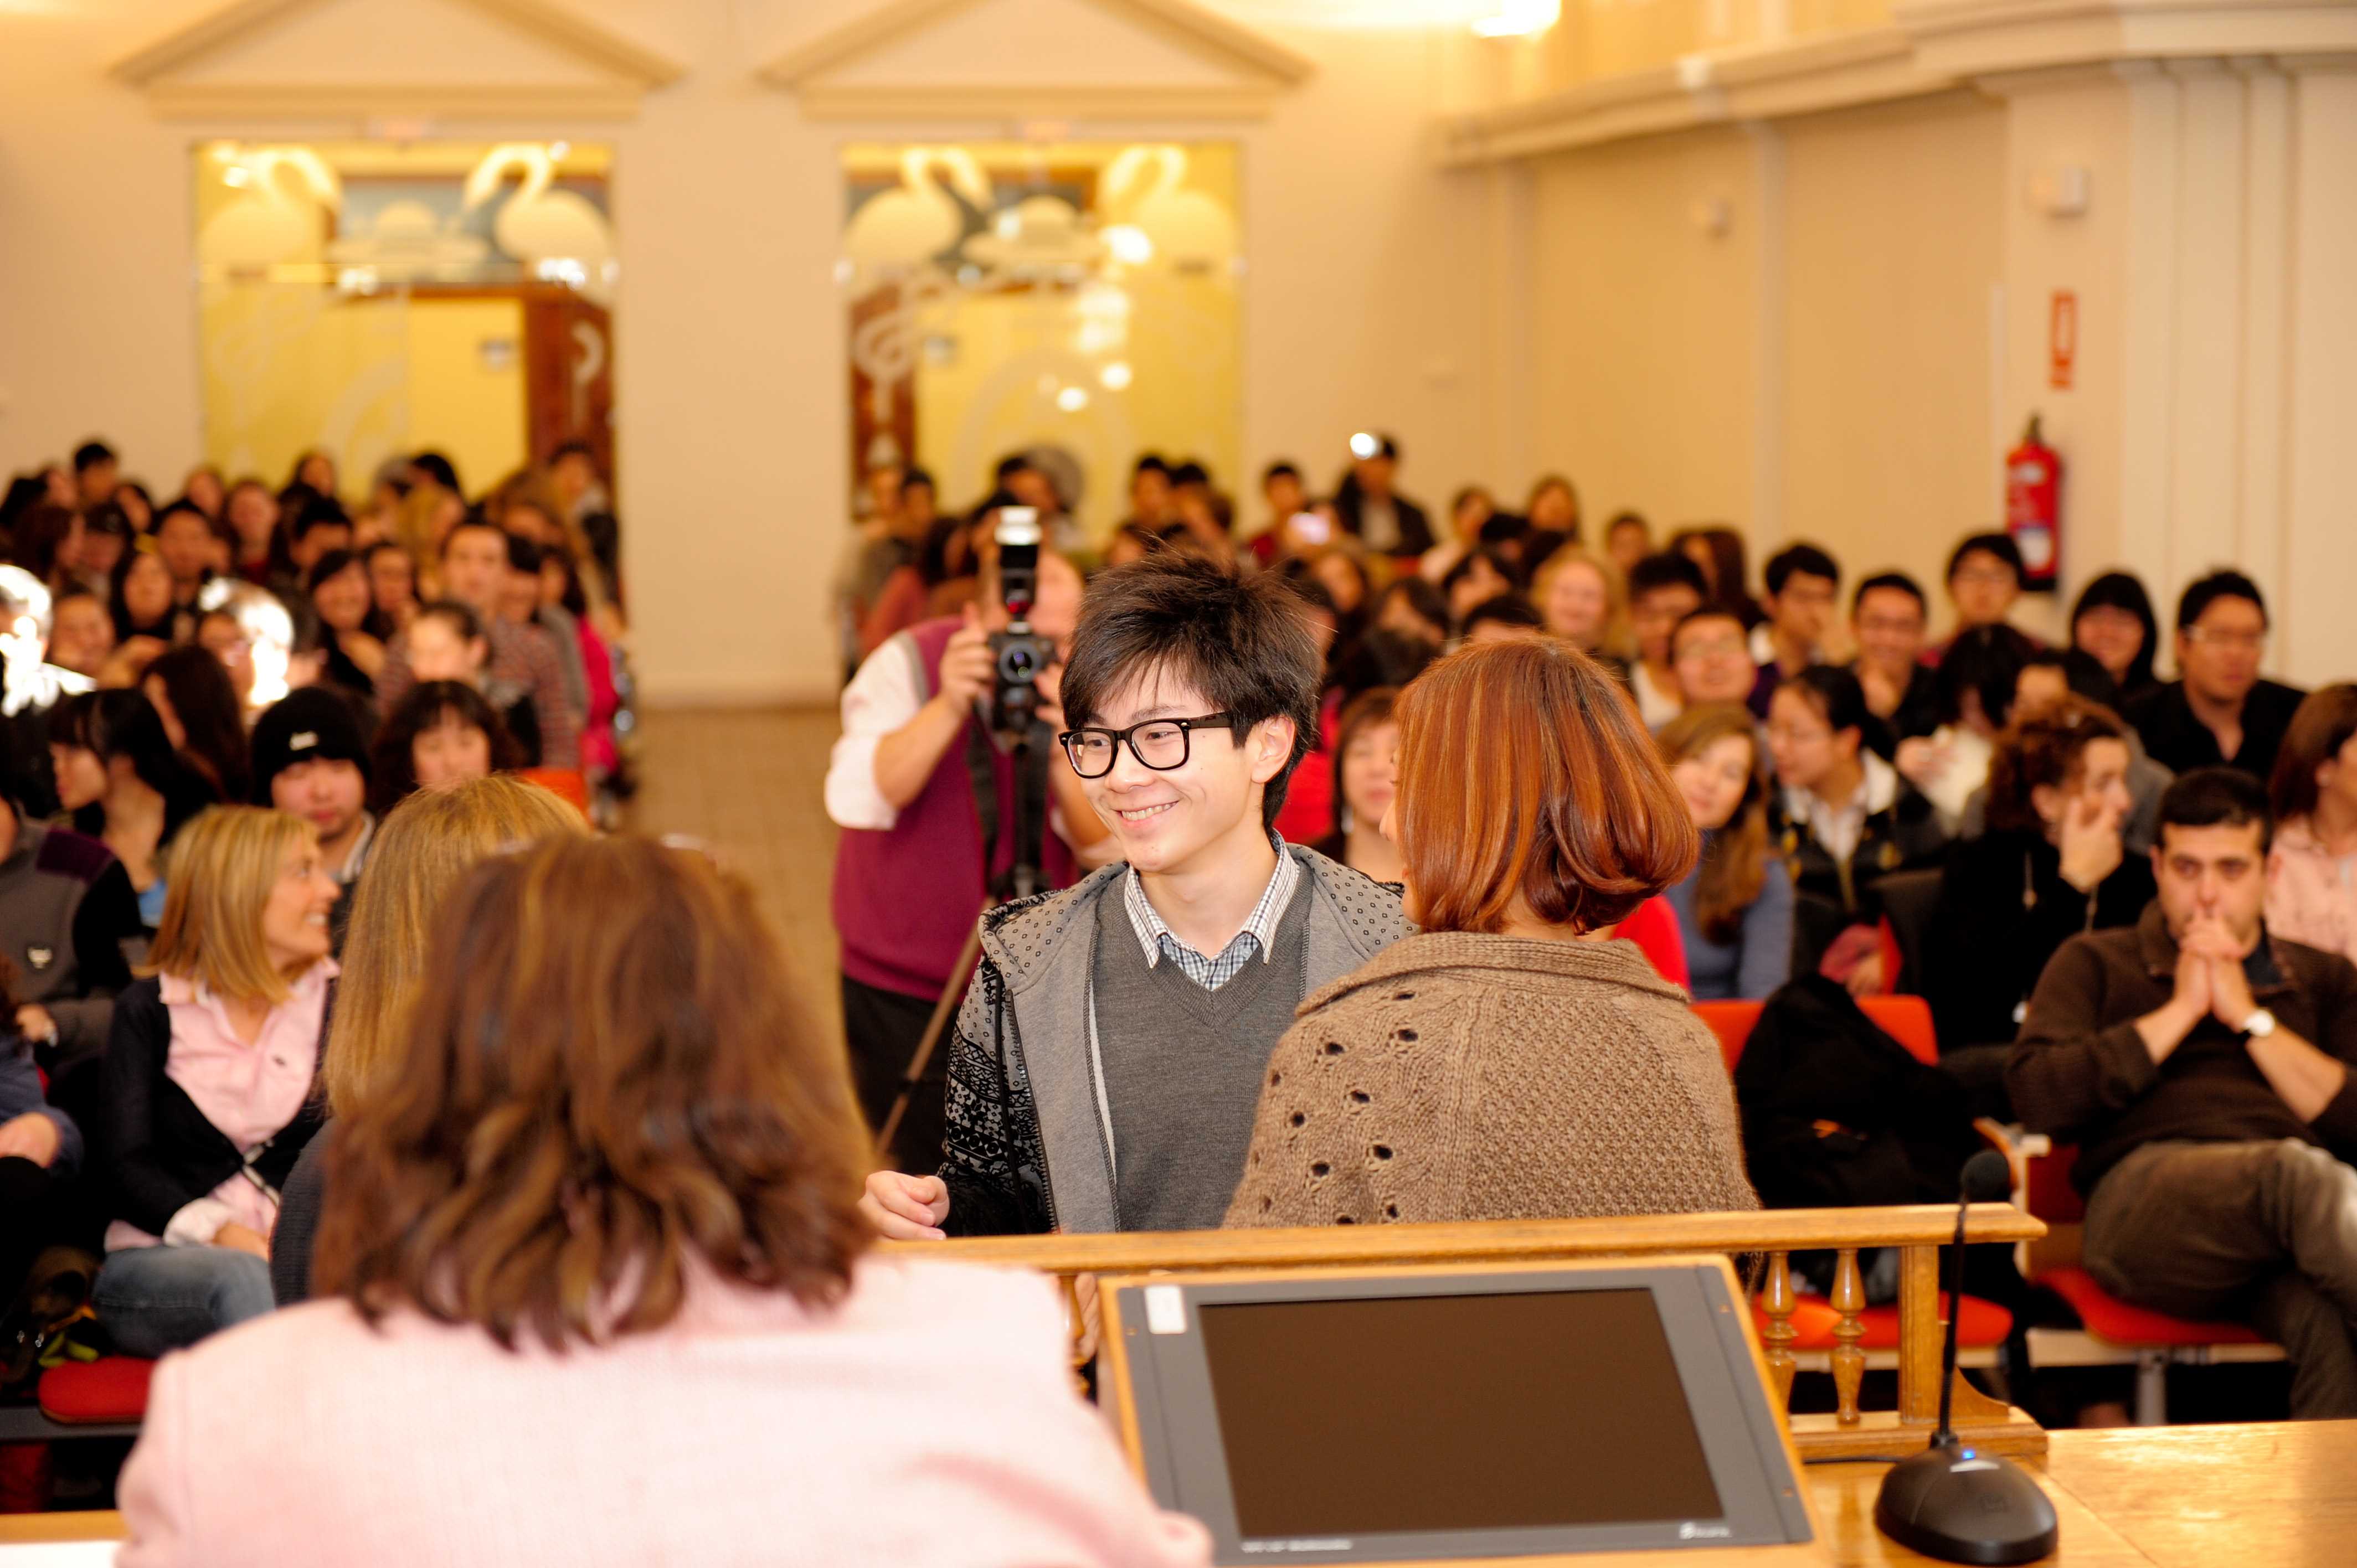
[897,1204,2050,1463]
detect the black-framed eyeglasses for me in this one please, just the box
[1058,714,1238,778]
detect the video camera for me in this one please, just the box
[987,508,1054,737]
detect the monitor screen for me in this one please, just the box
[1196,1288,1723,1540]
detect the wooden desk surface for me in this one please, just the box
[3,1422,2350,1562]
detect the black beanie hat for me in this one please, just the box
[249,687,370,804]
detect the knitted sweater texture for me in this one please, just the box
[1224,932,1758,1228]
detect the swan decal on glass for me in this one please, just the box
[462,143,617,305]
[843,147,994,287]
[1099,146,1236,277]
[198,146,341,272]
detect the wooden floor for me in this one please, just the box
[624,705,846,1038]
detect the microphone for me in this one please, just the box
[1874,1148,2057,1565]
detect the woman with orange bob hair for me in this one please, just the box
[1226,638,1757,1227]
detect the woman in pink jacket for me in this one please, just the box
[117,834,1210,1568]
[2267,684,2357,966]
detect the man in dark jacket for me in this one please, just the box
[2125,571,2305,779]
[2008,768,2357,1416]
[0,792,140,1093]
[1332,434,1434,558]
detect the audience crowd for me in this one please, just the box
[0,436,628,1405]
[0,424,2351,1554]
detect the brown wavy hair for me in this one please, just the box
[315,835,871,1351]
[2271,684,2357,824]
[1983,694,2128,835]
[1654,704,1769,943]
[1392,637,1696,933]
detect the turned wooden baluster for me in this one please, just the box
[1760,1250,1799,1409]
[1062,1272,1091,1394]
[1830,1246,1867,1425]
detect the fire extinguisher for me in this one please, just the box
[2006,414,2062,591]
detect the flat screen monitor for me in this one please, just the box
[1105,1261,1812,1564]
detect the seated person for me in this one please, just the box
[1459,593,1543,646]
[1896,623,2035,833]
[144,644,254,804]
[50,688,221,930]
[251,689,376,948]
[383,600,545,766]
[1999,648,2171,853]
[1442,546,1519,631]
[369,680,524,814]
[1751,543,1841,685]
[1226,638,1756,1226]
[1531,545,1632,676]
[859,553,1410,1241]
[1847,571,1941,761]
[268,779,603,1306]
[1656,704,1794,1000]
[2268,684,2357,967]
[1309,688,1404,884]
[96,807,336,1355]
[45,586,115,679]
[1604,509,1651,576]
[1765,666,1948,989]
[1672,606,1773,719]
[1627,553,1708,729]
[2008,768,2357,1418]
[2126,570,2305,780]
[0,788,140,1094]
[1370,576,1448,651]
[2,1000,85,1303]
[1932,533,2027,660]
[2071,570,2162,711]
[1924,696,2154,1113]
[115,835,1210,1568]
[377,524,581,771]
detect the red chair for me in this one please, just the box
[38,1356,154,1428]
[1692,994,1941,1072]
[2014,1141,2276,1424]
[1695,996,2011,1358]
[516,767,591,816]
[0,1356,153,1448]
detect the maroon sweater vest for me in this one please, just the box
[831,618,1078,999]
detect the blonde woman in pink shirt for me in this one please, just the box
[94,806,337,1355]
[116,835,1211,1568]
[2267,684,2357,965]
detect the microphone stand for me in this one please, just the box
[1873,1154,2058,1564]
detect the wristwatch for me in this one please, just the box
[2243,1008,2278,1039]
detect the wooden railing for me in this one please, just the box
[892,1203,2047,1460]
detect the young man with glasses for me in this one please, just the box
[1847,571,1941,761]
[1940,533,2027,648]
[860,554,1411,1239]
[2125,571,2308,780]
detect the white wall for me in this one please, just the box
[1520,51,2357,682]
[1530,125,1766,530]
[0,0,1487,704]
[1780,92,2007,605]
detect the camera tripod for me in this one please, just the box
[873,720,1053,1158]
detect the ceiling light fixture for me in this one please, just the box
[1471,0,1558,38]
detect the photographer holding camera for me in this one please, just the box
[827,510,1109,1173]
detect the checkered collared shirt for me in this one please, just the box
[1120,837,1300,992]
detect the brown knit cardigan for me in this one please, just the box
[1223,931,1759,1228]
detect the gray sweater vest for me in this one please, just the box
[1090,882,1313,1231]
